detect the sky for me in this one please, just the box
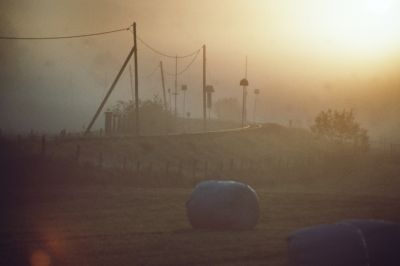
[0,0,399,140]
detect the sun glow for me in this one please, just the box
[257,0,400,59]
[312,0,399,56]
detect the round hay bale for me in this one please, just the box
[186,180,260,230]
[288,219,400,266]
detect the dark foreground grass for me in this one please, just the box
[1,157,400,266]
[1,126,400,266]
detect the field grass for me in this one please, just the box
[1,124,399,265]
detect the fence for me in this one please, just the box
[6,134,400,186]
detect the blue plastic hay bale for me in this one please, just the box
[186,180,260,230]
[288,219,400,266]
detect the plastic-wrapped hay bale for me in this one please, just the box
[186,180,260,230]
[288,219,400,266]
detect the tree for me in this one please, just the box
[311,109,369,151]
[111,95,174,135]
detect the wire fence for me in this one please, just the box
[7,134,400,187]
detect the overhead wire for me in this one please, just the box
[141,63,160,79]
[136,35,201,59]
[166,49,201,76]
[0,27,130,40]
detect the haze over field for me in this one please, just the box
[0,0,399,140]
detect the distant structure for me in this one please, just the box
[240,56,249,127]
[205,85,215,120]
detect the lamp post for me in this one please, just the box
[253,89,260,124]
[206,85,215,120]
[181,84,188,117]
[240,78,249,127]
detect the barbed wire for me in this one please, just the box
[0,27,130,40]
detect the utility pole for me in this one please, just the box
[160,61,167,110]
[202,45,207,131]
[174,55,178,117]
[253,89,260,124]
[168,88,171,112]
[133,22,140,136]
[240,56,249,128]
[129,65,134,101]
[182,84,188,117]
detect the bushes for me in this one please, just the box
[311,109,369,151]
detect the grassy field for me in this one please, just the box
[1,124,400,265]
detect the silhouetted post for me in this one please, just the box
[76,144,81,163]
[181,84,188,118]
[160,61,167,110]
[253,89,260,124]
[240,57,249,127]
[41,135,46,156]
[133,22,140,136]
[202,44,207,131]
[168,88,172,112]
[174,55,178,117]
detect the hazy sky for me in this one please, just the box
[1,0,399,138]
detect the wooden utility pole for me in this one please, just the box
[133,22,140,136]
[160,61,167,110]
[129,65,134,101]
[240,56,249,128]
[202,44,207,131]
[182,85,187,116]
[174,55,178,117]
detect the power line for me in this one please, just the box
[0,27,130,40]
[166,49,201,76]
[141,63,160,79]
[137,35,201,59]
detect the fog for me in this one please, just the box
[0,0,399,141]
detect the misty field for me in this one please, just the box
[1,124,400,265]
